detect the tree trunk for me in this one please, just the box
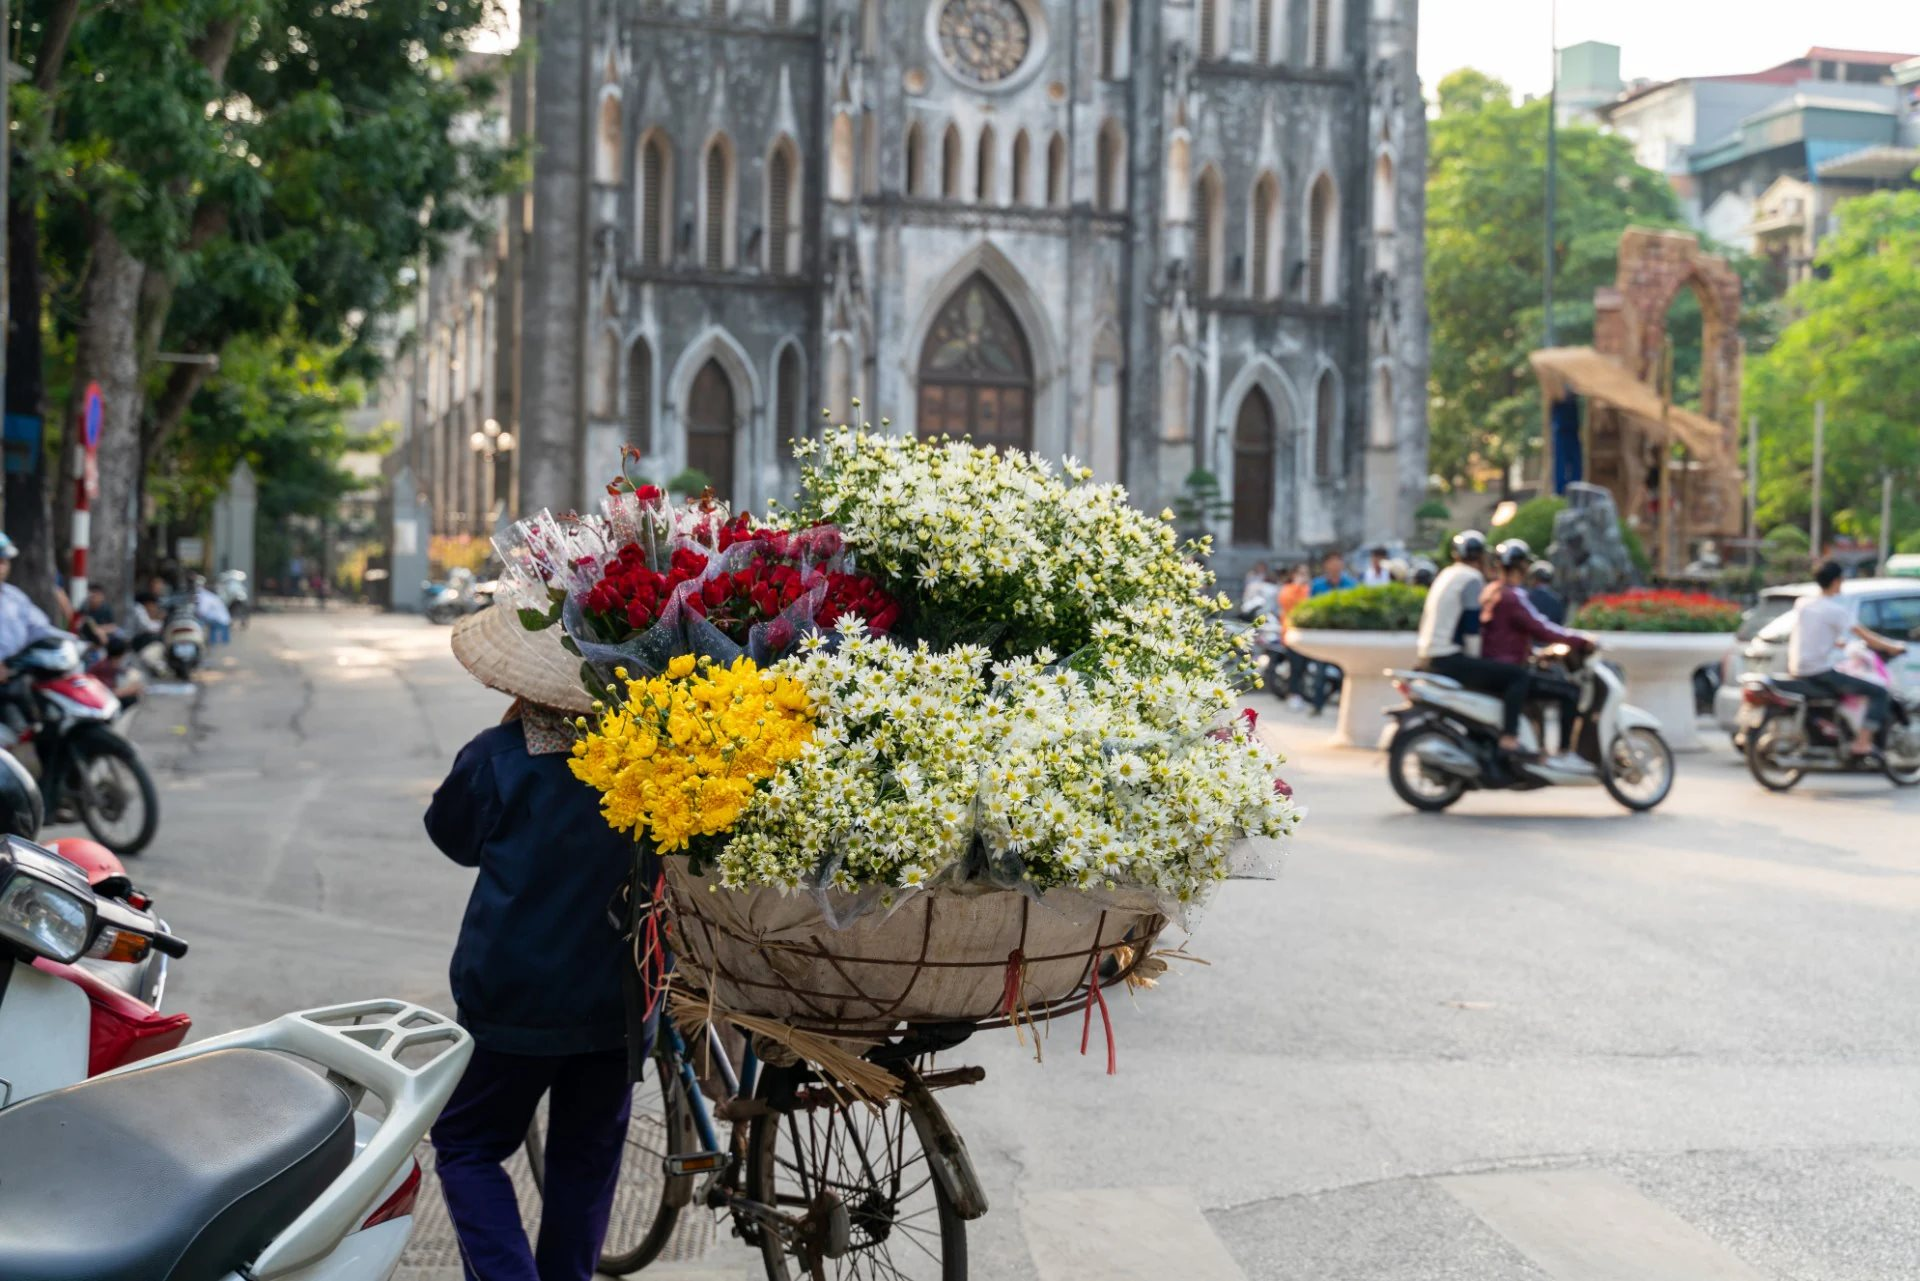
[70,229,147,607]
[4,174,57,610]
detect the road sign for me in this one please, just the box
[81,381,103,453]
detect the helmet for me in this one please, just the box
[1495,538,1534,569]
[0,750,43,841]
[0,532,16,560]
[1450,530,1488,563]
[1528,561,1556,583]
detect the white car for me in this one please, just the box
[1714,577,1920,742]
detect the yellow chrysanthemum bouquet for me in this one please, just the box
[568,653,816,864]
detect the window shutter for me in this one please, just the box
[706,144,727,270]
[768,148,791,274]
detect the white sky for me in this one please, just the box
[1418,0,1920,99]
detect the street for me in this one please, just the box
[128,610,1920,1281]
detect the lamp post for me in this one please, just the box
[468,417,516,534]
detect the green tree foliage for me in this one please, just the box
[9,0,518,598]
[1426,69,1686,486]
[1745,190,1920,548]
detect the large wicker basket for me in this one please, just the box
[662,861,1166,1037]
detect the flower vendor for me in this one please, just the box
[427,605,659,1281]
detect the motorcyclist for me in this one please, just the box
[0,534,70,748]
[1790,559,1908,757]
[1481,540,1594,760]
[1417,531,1534,753]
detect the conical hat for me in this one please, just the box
[450,606,595,714]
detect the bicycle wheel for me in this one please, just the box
[746,1070,966,1280]
[526,1039,699,1275]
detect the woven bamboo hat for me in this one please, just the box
[450,605,595,714]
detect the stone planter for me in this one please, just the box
[1589,631,1734,752]
[1283,628,1419,749]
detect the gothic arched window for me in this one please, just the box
[1046,132,1067,207]
[703,135,736,270]
[627,339,653,451]
[977,124,997,203]
[905,123,926,196]
[1314,370,1338,478]
[687,359,738,501]
[775,344,803,445]
[1250,172,1281,299]
[1096,120,1125,212]
[766,137,800,274]
[1233,389,1276,546]
[1194,167,1223,296]
[1011,130,1032,204]
[917,275,1034,452]
[942,124,965,199]
[637,131,672,267]
[1308,173,1339,303]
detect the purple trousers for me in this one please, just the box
[429,1046,631,1281]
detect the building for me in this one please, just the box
[1556,40,1622,126]
[1748,144,1920,285]
[501,0,1427,572]
[1600,46,1917,234]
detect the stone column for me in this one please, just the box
[517,0,591,515]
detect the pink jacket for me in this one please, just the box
[1479,583,1588,665]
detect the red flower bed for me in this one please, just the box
[1571,589,1740,633]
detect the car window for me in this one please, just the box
[1863,595,1920,640]
[1739,596,1799,641]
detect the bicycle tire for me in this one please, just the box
[746,1067,966,1281]
[525,1039,698,1275]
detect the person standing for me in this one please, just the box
[1310,550,1357,596]
[1360,546,1393,587]
[427,607,658,1281]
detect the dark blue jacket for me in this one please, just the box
[425,721,640,1056]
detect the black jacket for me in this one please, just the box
[425,721,642,1056]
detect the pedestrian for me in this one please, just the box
[427,606,658,1281]
[1360,546,1393,587]
[0,534,65,748]
[1310,549,1357,596]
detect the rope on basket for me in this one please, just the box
[666,989,901,1109]
[1079,946,1116,1076]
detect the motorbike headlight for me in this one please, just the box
[0,869,96,963]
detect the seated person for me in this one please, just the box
[1416,531,1514,722]
[1789,560,1908,757]
[1480,539,1593,758]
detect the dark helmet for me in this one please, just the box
[0,750,44,841]
[1450,530,1488,563]
[1528,561,1556,584]
[1495,538,1534,569]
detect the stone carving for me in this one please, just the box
[1547,482,1638,604]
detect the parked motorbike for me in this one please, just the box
[8,634,160,855]
[423,567,495,625]
[0,837,471,1281]
[160,592,209,679]
[217,567,251,626]
[1738,657,1920,791]
[1385,643,1677,813]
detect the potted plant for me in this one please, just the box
[1284,584,1427,748]
[1572,589,1741,751]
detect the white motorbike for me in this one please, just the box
[1385,643,1677,813]
[0,835,472,1280]
[158,594,208,680]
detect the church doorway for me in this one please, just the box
[686,358,737,502]
[917,274,1034,452]
[1232,387,1277,547]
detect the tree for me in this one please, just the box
[1746,189,1920,548]
[9,0,517,603]
[1425,70,1685,488]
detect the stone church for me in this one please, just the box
[512,0,1428,566]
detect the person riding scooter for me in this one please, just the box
[1481,540,1594,762]
[1415,531,1510,707]
[1790,559,1909,759]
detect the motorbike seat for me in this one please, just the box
[0,1047,353,1281]
[1764,678,1833,703]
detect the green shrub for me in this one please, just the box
[1900,529,1920,555]
[1442,495,1652,577]
[667,467,713,497]
[1288,583,1428,632]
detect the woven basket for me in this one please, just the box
[662,860,1166,1037]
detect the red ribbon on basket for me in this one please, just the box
[635,866,669,1020]
[1080,947,1116,1076]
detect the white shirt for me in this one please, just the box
[1241,578,1279,620]
[1417,563,1485,660]
[1787,593,1853,677]
[0,582,62,659]
[1361,563,1394,587]
[195,586,232,627]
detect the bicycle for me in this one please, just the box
[526,1006,987,1279]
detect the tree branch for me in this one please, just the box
[142,359,213,458]
[32,0,84,95]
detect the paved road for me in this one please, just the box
[127,611,1920,1279]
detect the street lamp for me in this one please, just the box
[468,417,516,532]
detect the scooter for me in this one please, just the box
[1738,650,1920,791]
[160,592,208,679]
[1385,643,1677,813]
[8,634,160,856]
[0,837,471,1281]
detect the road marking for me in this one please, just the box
[1442,1169,1768,1281]
[1022,1186,1245,1281]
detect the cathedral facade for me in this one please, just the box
[512,0,1427,566]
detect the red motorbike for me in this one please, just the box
[9,635,159,855]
